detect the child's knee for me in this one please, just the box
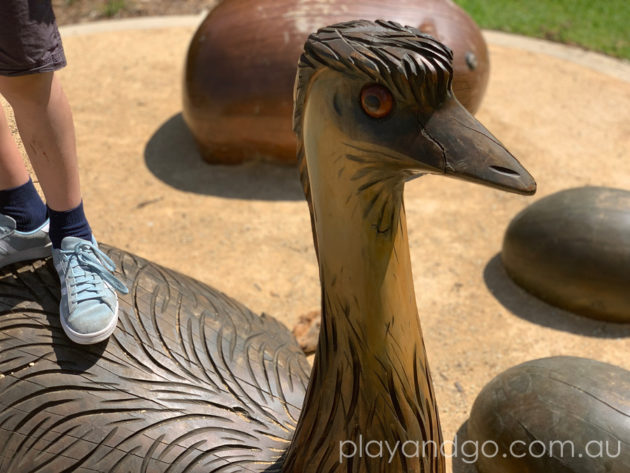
[0,72,54,109]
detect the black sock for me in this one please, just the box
[47,201,92,249]
[0,178,48,232]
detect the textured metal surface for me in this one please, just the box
[467,356,630,473]
[502,186,630,322]
[182,0,490,164]
[0,246,310,473]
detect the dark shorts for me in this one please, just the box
[0,0,66,76]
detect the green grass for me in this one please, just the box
[101,0,128,18]
[453,0,630,60]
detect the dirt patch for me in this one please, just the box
[52,0,215,25]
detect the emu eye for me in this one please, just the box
[360,84,394,118]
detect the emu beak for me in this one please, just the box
[418,96,536,195]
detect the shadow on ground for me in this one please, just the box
[144,113,304,201]
[483,253,630,338]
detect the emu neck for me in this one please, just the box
[283,102,444,472]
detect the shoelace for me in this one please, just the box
[0,224,13,239]
[61,241,129,303]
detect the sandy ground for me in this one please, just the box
[3,16,630,472]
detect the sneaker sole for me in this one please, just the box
[0,244,52,269]
[60,298,120,345]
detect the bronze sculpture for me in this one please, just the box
[183,0,490,164]
[502,187,630,323]
[0,20,534,472]
[467,356,630,473]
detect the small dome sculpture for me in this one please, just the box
[467,356,630,473]
[502,186,630,323]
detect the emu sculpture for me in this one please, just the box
[0,20,534,473]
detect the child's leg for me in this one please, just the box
[0,105,48,232]
[0,72,81,211]
[0,72,91,246]
[0,1,126,345]
[0,105,30,190]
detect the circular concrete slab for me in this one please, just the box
[3,15,630,473]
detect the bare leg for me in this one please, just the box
[0,105,30,190]
[0,72,81,211]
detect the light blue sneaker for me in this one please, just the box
[52,236,128,345]
[0,214,52,268]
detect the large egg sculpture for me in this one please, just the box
[467,356,630,473]
[502,187,630,323]
[183,0,490,164]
